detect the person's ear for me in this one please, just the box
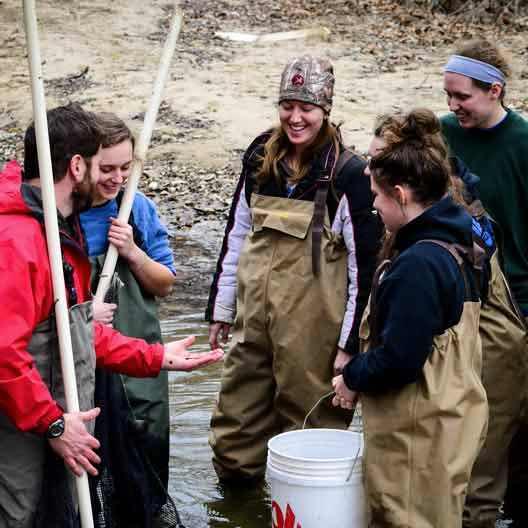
[68,154,84,184]
[489,82,503,101]
[394,185,407,207]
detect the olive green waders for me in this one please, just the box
[209,194,353,480]
[0,302,95,528]
[463,253,528,528]
[91,256,170,488]
[360,253,488,527]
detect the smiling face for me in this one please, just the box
[443,71,503,129]
[278,100,325,152]
[93,139,133,205]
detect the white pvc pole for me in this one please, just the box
[95,7,183,302]
[22,1,94,526]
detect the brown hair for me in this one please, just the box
[371,108,451,205]
[455,39,511,103]
[256,118,340,185]
[23,102,102,182]
[372,109,453,261]
[95,112,135,149]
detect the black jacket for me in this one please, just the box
[343,196,482,393]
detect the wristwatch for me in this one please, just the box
[46,416,65,439]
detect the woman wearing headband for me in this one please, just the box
[333,108,488,527]
[206,55,381,482]
[441,39,528,528]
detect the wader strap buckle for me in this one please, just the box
[311,139,343,275]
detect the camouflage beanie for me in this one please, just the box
[278,55,334,114]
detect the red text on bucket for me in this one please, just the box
[272,501,302,528]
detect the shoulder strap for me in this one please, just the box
[311,139,340,275]
[312,146,361,275]
[416,239,483,297]
[418,239,465,266]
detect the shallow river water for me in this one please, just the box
[157,228,510,528]
[159,228,271,528]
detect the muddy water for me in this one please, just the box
[159,228,271,528]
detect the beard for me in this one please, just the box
[72,158,96,213]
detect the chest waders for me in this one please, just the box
[209,193,353,481]
[463,252,528,528]
[0,302,95,528]
[360,242,488,528]
[91,255,170,491]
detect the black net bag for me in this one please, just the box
[34,369,185,528]
[33,445,80,528]
[89,368,185,528]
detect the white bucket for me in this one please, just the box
[266,429,366,528]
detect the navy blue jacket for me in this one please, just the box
[343,196,481,393]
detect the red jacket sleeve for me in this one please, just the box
[0,238,63,434]
[94,322,164,377]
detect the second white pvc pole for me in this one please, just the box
[94,7,183,302]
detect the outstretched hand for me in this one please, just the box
[48,408,101,477]
[162,335,224,371]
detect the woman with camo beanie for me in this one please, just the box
[206,55,382,483]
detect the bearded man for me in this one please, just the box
[0,102,222,527]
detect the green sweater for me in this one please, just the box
[441,110,528,312]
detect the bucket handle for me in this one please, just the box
[303,390,361,482]
[302,390,335,429]
[345,445,361,482]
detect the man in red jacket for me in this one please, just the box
[0,102,222,528]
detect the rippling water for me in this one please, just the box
[159,229,271,527]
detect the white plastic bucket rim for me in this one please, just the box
[268,428,362,462]
[267,428,363,485]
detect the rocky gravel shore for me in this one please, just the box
[2,0,527,234]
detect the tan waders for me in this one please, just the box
[209,194,353,480]
[0,302,95,528]
[360,249,488,528]
[463,253,528,528]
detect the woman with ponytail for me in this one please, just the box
[206,55,381,482]
[332,109,488,527]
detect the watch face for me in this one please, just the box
[47,417,65,439]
